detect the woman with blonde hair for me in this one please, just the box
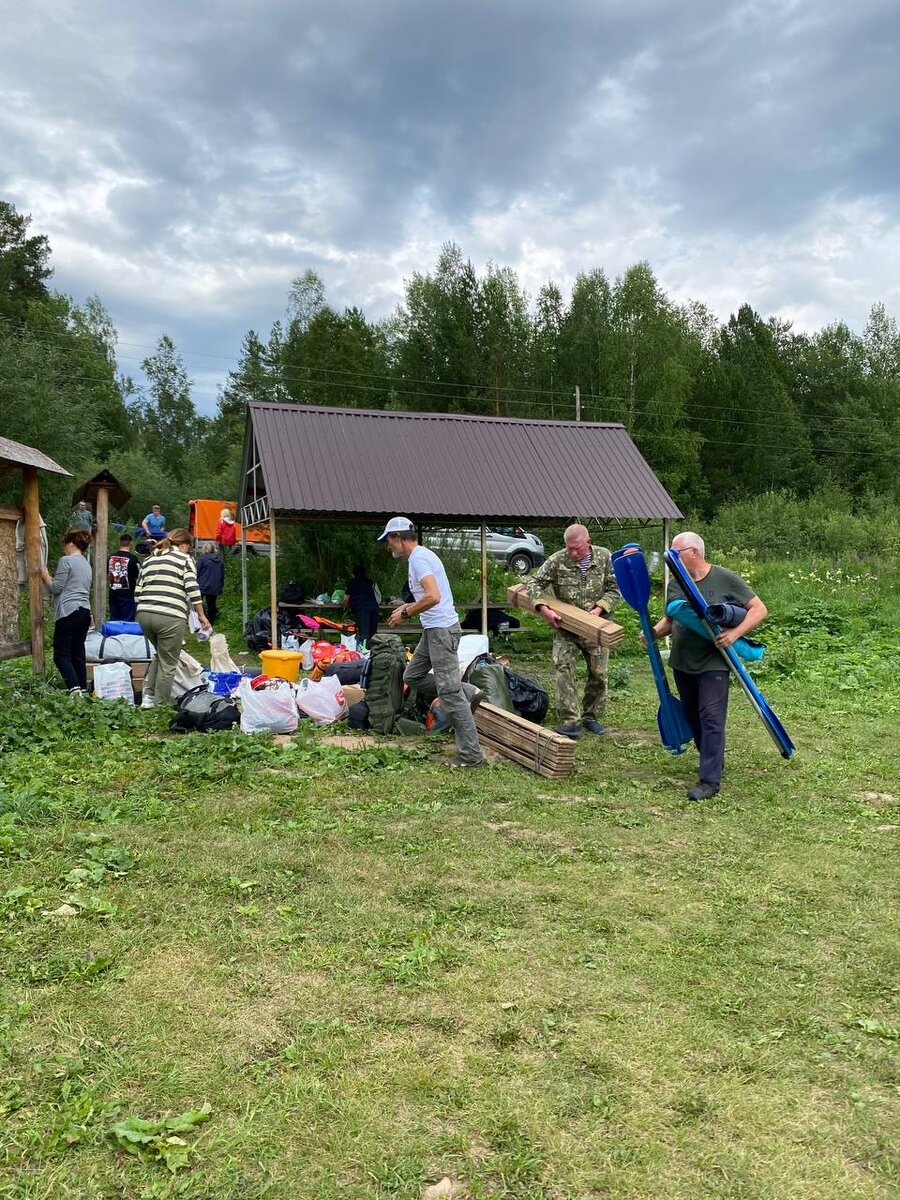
[40,528,93,696]
[135,528,210,707]
[215,507,237,554]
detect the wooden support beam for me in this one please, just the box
[269,514,278,648]
[22,467,45,673]
[92,485,110,627]
[0,640,32,662]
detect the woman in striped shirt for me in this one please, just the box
[135,528,211,706]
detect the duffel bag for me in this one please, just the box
[169,686,240,734]
[85,632,155,662]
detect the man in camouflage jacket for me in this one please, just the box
[525,523,620,739]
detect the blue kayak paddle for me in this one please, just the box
[612,543,693,755]
[664,547,795,760]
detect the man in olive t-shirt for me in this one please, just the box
[648,532,767,801]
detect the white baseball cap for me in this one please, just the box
[377,516,415,541]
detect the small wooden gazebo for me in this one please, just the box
[0,436,70,672]
[71,469,131,626]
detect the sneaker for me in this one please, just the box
[444,756,485,769]
[140,693,157,710]
[687,782,720,802]
[68,687,86,699]
[581,719,607,735]
[554,723,582,740]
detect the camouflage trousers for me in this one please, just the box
[551,631,609,724]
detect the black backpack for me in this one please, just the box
[169,686,240,734]
[279,579,306,606]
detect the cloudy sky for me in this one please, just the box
[2,0,898,411]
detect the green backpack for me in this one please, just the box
[363,634,408,734]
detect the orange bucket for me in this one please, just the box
[259,650,302,682]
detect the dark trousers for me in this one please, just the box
[53,607,92,691]
[353,607,379,647]
[674,669,730,785]
[109,592,137,622]
[203,594,219,624]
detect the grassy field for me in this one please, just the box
[1,556,898,1199]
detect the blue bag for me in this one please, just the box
[101,620,144,637]
[666,600,764,662]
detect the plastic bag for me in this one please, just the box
[340,634,357,652]
[238,678,298,735]
[298,638,315,671]
[93,661,134,703]
[295,675,348,726]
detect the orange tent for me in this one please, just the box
[188,499,270,546]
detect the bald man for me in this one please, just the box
[525,523,621,739]
[649,531,767,800]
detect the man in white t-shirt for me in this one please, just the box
[379,516,484,768]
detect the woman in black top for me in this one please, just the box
[343,563,380,649]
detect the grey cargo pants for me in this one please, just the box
[403,623,483,765]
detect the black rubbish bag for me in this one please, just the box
[244,606,289,653]
[503,667,549,724]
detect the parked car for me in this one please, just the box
[427,526,545,574]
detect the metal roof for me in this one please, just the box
[0,436,70,476]
[244,403,682,523]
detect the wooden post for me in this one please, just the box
[269,514,278,648]
[480,522,488,637]
[240,521,248,626]
[92,486,110,627]
[22,467,45,673]
[575,384,581,421]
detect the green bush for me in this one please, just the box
[703,487,900,561]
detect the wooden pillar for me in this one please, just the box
[269,514,278,648]
[480,522,488,637]
[240,521,248,626]
[22,468,45,673]
[92,486,110,627]
[662,518,671,599]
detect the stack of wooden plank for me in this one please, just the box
[506,584,625,648]
[475,702,576,778]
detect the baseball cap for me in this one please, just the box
[377,516,415,541]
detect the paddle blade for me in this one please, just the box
[612,544,652,614]
[656,693,694,755]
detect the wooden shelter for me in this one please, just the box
[71,469,132,626]
[238,404,683,637]
[0,436,70,672]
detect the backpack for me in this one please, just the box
[279,579,306,606]
[168,686,240,734]
[360,633,407,734]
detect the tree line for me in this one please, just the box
[2,201,899,534]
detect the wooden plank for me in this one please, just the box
[0,504,24,521]
[92,485,110,627]
[0,639,32,662]
[477,731,574,778]
[506,584,624,647]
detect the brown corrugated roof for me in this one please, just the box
[245,403,682,522]
[0,436,70,476]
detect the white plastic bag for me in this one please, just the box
[238,678,298,735]
[92,661,134,703]
[295,675,348,726]
[340,633,357,652]
[298,637,315,671]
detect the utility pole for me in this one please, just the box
[574,385,581,421]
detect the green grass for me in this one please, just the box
[1,559,898,1199]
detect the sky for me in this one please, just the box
[2,0,899,413]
